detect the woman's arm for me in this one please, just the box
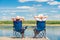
[34,16,39,20]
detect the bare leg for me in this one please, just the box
[33,31,36,38]
[21,28,26,38]
[33,30,40,38]
[21,33,24,38]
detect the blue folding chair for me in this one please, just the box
[33,21,46,38]
[13,21,27,38]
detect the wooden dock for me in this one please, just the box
[0,37,49,40]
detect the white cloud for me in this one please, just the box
[2,13,6,15]
[19,0,54,2]
[19,0,26,2]
[0,6,34,13]
[10,13,16,15]
[1,16,8,20]
[19,0,33,2]
[0,6,36,16]
[16,6,34,9]
[26,14,33,17]
[47,1,60,5]
[50,10,57,12]
[49,14,60,19]
[36,0,48,2]
[49,0,54,1]
[1,16,11,20]
[33,4,42,7]
[17,6,36,13]
[20,0,35,2]
[47,14,60,20]
[58,5,60,9]
[53,15,60,18]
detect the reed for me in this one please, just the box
[0,20,60,24]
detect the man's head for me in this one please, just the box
[38,14,48,19]
[16,16,20,20]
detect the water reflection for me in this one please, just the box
[0,26,60,40]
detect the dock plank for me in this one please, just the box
[0,37,48,40]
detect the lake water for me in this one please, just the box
[0,26,60,40]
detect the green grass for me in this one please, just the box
[46,21,60,24]
[0,20,60,24]
[0,21,13,24]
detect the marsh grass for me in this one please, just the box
[0,20,60,24]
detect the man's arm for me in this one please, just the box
[43,16,48,21]
[34,16,39,20]
[20,17,24,21]
[12,18,16,21]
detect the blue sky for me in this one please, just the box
[0,0,60,20]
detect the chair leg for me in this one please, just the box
[42,29,46,38]
[36,29,46,38]
[13,31,17,37]
[44,29,46,38]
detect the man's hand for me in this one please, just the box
[12,18,16,21]
[20,17,24,21]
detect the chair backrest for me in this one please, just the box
[36,21,46,31]
[13,21,22,31]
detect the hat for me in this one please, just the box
[16,16,20,19]
[38,14,48,18]
[38,14,44,17]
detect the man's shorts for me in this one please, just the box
[14,29,25,34]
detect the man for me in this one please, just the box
[12,16,27,38]
[33,14,47,38]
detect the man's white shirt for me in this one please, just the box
[35,18,46,21]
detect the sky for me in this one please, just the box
[0,0,60,20]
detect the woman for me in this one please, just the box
[33,14,47,38]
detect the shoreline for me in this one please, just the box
[0,24,60,26]
[0,37,48,40]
